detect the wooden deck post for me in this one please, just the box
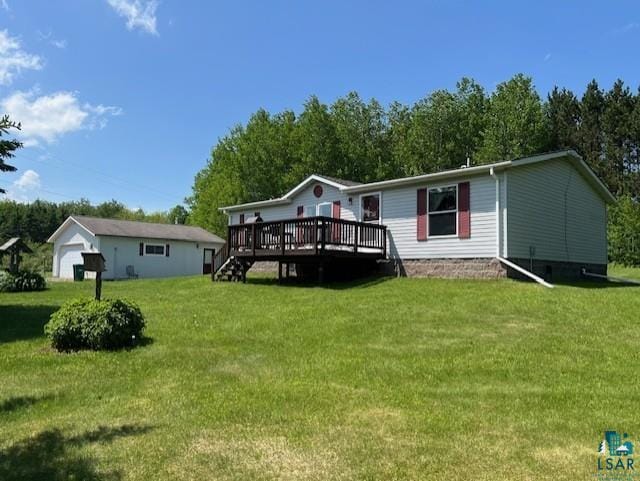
[280,221,285,256]
[278,261,283,283]
[251,224,256,257]
[354,223,358,254]
[286,262,290,279]
[382,226,387,257]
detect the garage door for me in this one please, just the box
[58,244,84,279]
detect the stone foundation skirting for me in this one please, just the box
[390,258,507,279]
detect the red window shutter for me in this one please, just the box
[297,206,304,217]
[139,242,144,256]
[458,182,470,239]
[332,200,341,219]
[331,200,341,242]
[417,188,427,240]
[239,214,245,224]
[165,244,170,257]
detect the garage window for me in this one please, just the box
[144,243,165,256]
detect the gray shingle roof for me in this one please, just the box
[71,216,224,243]
[315,174,362,186]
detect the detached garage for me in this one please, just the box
[48,216,225,280]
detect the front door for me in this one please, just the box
[203,248,215,274]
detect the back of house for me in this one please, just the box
[220,150,614,282]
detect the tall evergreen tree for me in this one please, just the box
[0,115,22,194]
[578,80,606,183]
[546,86,580,151]
[602,79,635,195]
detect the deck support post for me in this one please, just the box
[278,261,283,283]
[354,223,358,253]
[318,261,325,283]
[286,262,290,279]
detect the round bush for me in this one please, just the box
[0,270,46,292]
[0,271,15,292]
[45,298,146,352]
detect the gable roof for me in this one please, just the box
[220,150,615,212]
[315,174,362,187]
[0,237,33,253]
[47,216,225,244]
[219,174,361,212]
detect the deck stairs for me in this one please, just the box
[213,256,254,282]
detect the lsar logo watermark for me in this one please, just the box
[596,430,636,480]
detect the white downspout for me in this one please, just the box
[502,171,508,258]
[490,167,500,257]
[498,256,554,288]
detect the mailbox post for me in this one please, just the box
[81,252,106,301]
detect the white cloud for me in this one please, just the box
[0,0,9,12]
[543,53,552,62]
[0,29,43,85]
[5,169,41,202]
[37,30,67,49]
[107,0,159,35]
[51,39,67,49]
[611,22,639,35]
[14,169,40,189]
[1,90,122,146]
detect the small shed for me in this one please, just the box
[0,237,33,273]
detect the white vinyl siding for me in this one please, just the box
[98,236,220,280]
[506,158,607,264]
[382,175,497,259]
[52,222,99,279]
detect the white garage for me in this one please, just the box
[48,216,225,280]
[57,243,84,279]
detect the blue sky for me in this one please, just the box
[1,1,638,211]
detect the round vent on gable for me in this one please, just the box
[313,185,323,198]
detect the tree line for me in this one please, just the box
[0,198,189,245]
[188,74,640,265]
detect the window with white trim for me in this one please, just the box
[144,243,165,256]
[428,185,457,236]
[361,193,380,222]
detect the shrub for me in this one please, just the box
[0,271,15,292]
[45,298,146,352]
[0,270,46,292]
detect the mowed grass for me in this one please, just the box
[1,270,639,481]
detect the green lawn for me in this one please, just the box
[1,271,639,481]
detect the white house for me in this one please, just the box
[48,216,225,280]
[218,150,615,282]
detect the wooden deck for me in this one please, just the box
[229,216,386,260]
[212,216,387,280]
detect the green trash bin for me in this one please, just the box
[73,264,85,282]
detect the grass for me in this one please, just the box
[1,270,639,480]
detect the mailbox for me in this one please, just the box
[81,252,106,273]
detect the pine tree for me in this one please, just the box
[602,79,635,195]
[0,115,22,194]
[546,86,580,150]
[599,439,608,455]
[578,80,606,185]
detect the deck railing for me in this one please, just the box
[211,242,229,278]
[227,216,386,257]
